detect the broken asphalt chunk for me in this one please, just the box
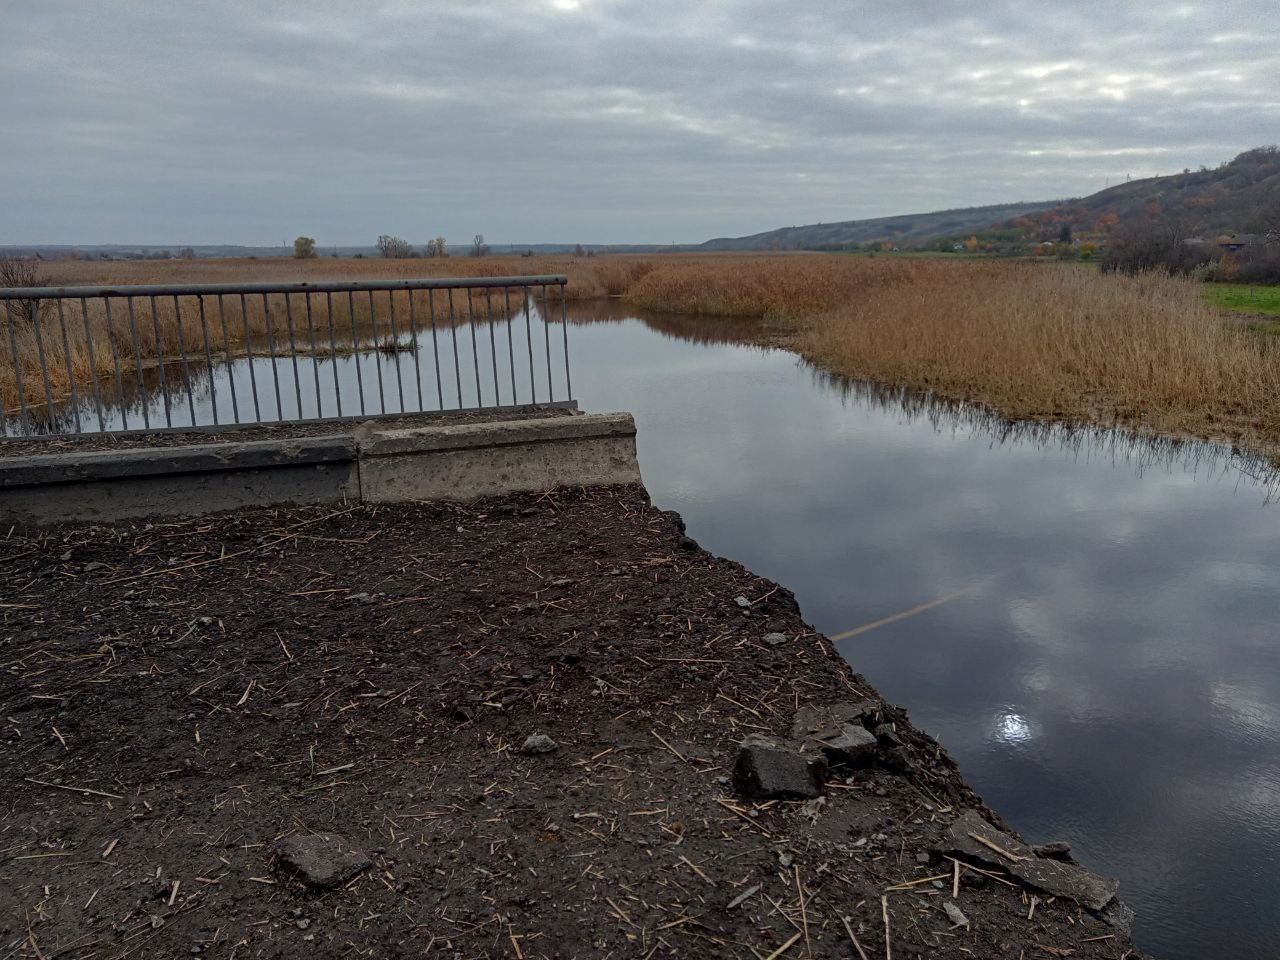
[276,833,371,890]
[732,733,826,800]
[791,703,878,767]
[937,810,1119,912]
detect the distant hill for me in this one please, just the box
[698,147,1280,251]
[698,201,1056,251]
[1011,146,1280,240]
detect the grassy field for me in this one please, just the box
[1203,281,1280,317]
[7,253,1280,461]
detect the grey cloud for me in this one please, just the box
[4,0,1277,243]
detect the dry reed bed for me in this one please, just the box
[36,255,657,300]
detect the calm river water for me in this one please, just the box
[21,300,1280,959]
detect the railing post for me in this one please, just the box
[79,297,107,431]
[560,281,572,402]
[6,300,32,435]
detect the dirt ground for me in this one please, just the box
[1,486,1145,959]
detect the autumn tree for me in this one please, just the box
[1263,199,1280,245]
[376,235,412,259]
[1101,216,1203,275]
[293,236,317,259]
[470,234,489,257]
[0,255,52,323]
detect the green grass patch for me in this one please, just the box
[1203,282,1280,317]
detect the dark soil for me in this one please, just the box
[0,405,573,458]
[0,487,1144,959]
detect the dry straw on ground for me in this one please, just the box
[6,253,1278,460]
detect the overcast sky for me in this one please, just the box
[4,1,1277,246]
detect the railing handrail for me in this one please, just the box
[0,274,569,300]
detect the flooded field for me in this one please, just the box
[9,300,1280,958]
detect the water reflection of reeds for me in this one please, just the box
[813,370,1280,496]
[562,298,777,348]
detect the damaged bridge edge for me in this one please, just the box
[0,412,643,524]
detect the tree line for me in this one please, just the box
[293,235,492,259]
[1100,208,1280,282]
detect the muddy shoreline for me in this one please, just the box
[1,486,1145,958]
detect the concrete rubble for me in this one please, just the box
[791,702,879,767]
[732,733,827,799]
[938,810,1121,913]
[275,834,371,890]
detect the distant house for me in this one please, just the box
[1215,233,1264,251]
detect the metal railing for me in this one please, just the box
[0,275,572,437]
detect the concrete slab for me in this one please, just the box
[0,412,643,524]
[0,437,355,487]
[357,413,642,502]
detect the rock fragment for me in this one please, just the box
[732,734,826,799]
[791,703,878,767]
[521,732,559,754]
[1101,895,1136,934]
[943,901,970,929]
[1032,841,1073,861]
[276,834,371,890]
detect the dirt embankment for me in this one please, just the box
[1,487,1145,959]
